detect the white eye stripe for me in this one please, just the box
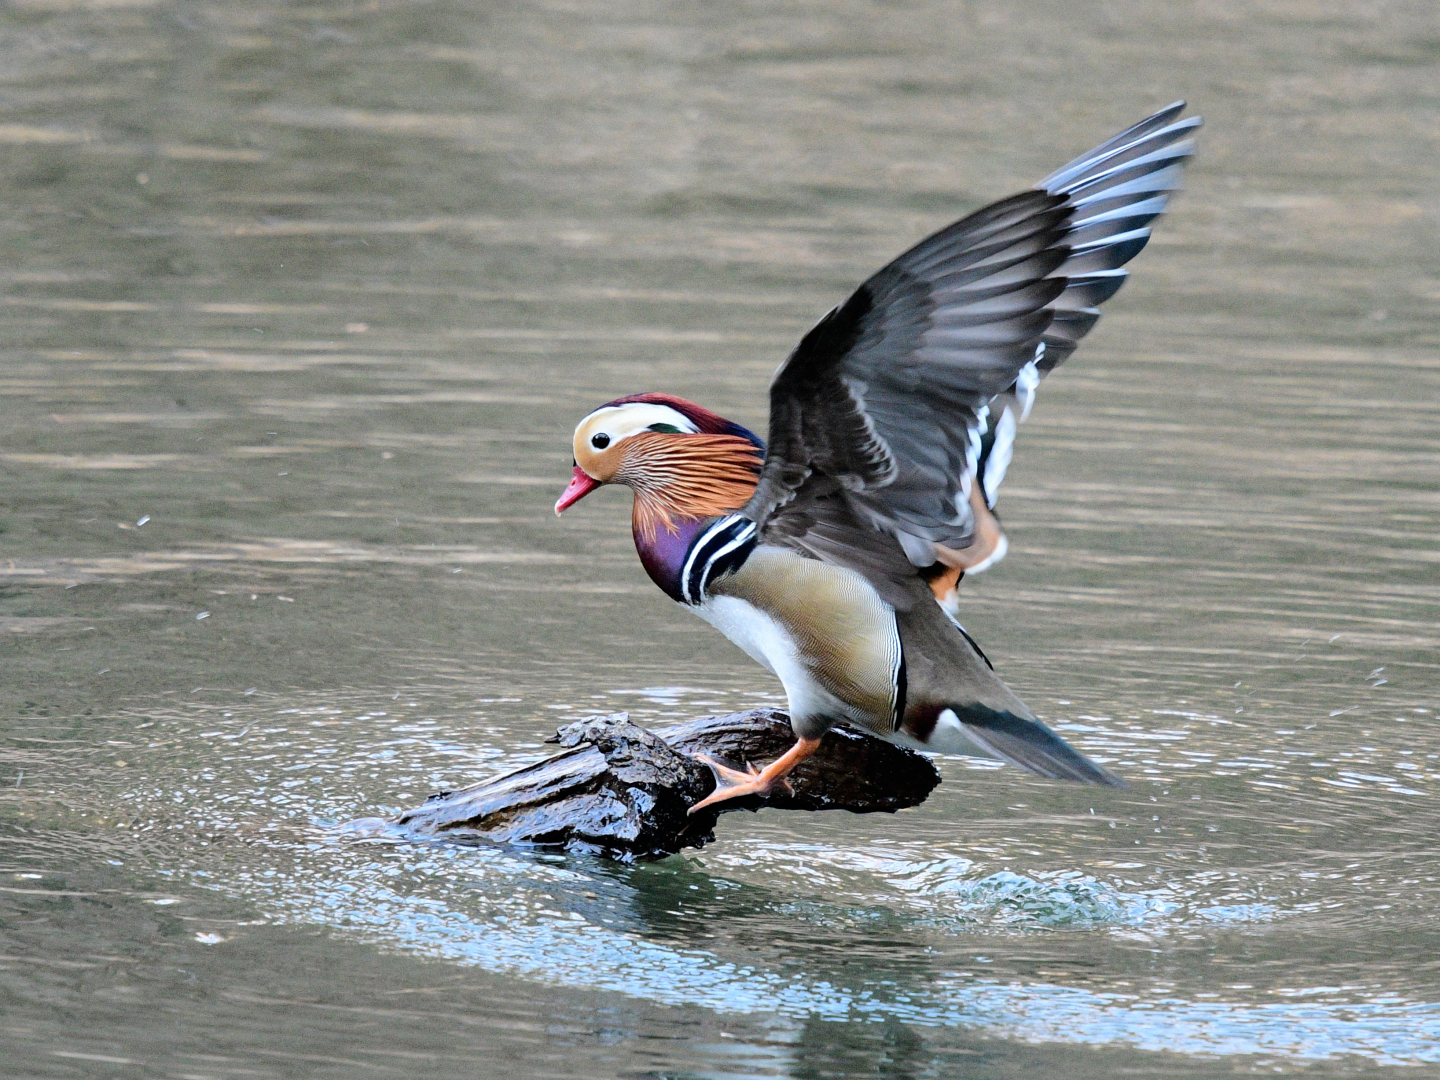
[576,403,700,446]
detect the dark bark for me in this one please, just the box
[354,709,941,862]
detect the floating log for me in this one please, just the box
[360,709,941,862]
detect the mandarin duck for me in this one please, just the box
[556,103,1200,812]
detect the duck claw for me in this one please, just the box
[688,772,773,814]
[687,736,821,816]
[694,753,760,785]
[689,754,775,814]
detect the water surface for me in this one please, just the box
[2,1,1439,1076]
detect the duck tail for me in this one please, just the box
[905,701,1124,787]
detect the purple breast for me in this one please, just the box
[634,517,709,603]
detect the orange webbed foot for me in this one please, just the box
[687,737,821,815]
[688,755,791,813]
[694,753,761,786]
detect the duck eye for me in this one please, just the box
[590,433,611,450]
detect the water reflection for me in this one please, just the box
[10,686,1419,1067]
[197,832,1440,1067]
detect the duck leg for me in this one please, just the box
[687,736,822,814]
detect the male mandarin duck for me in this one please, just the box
[555,103,1200,813]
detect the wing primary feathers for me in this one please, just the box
[747,103,1200,593]
[1068,193,1170,231]
[1054,139,1198,202]
[1029,109,1200,384]
[1039,103,1196,192]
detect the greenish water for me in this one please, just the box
[2,2,1438,1076]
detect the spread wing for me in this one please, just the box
[745,102,1200,596]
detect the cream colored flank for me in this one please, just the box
[704,545,901,738]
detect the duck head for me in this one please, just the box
[555,393,764,539]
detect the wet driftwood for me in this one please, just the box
[369,709,941,862]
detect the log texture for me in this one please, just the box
[364,709,941,861]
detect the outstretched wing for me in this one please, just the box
[745,102,1200,591]
[975,101,1204,514]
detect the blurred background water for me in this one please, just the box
[1,1,1438,1077]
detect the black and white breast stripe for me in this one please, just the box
[680,514,757,605]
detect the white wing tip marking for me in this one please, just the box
[982,406,1017,505]
[1016,356,1040,422]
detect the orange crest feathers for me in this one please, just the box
[618,433,763,541]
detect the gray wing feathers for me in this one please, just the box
[749,103,1200,581]
[748,192,1071,551]
[1035,103,1201,374]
